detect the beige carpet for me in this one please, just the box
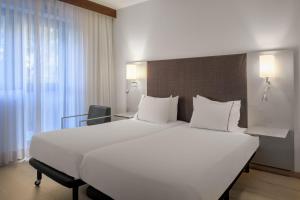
[0,162,300,200]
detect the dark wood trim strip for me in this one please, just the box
[59,0,116,18]
[250,163,300,179]
[293,172,300,179]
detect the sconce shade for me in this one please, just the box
[126,64,137,80]
[260,55,275,78]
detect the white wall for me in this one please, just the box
[247,51,294,129]
[113,0,300,170]
[294,2,300,172]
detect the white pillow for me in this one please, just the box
[190,96,233,131]
[169,96,179,122]
[228,100,241,131]
[137,96,171,124]
[133,95,145,119]
[196,95,241,131]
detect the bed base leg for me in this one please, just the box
[245,163,250,173]
[223,190,229,200]
[72,186,79,200]
[35,171,42,187]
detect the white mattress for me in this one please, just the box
[29,119,185,178]
[80,125,259,200]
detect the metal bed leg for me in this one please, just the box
[245,163,250,173]
[72,186,79,200]
[35,171,42,187]
[223,190,229,200]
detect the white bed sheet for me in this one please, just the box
[29,119,185,179]
[80,125,259,200]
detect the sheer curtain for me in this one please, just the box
[0,0,114,165]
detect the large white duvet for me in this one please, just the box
[80,125,259,200]
[29,119,185,179]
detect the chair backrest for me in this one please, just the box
[87,105,111,126]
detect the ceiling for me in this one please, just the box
[90,0,149,10]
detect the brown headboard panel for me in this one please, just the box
[147,54,248,128]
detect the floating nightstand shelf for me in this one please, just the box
[247,126,293,171]
[247,126,289,138]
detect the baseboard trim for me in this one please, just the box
[293,172,300,178]
[250,163,300,179]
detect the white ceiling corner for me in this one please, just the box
[90,0,149,10]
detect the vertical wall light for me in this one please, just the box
[126,64,138,94]
[126,64,138,80]
[126,62,147,94]
[260,54,275,102]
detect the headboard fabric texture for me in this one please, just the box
[147,54,248,128]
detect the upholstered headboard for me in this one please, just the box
[147,54,248,128]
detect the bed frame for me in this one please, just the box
[86,53,251,200]
[29,158,85,200]
[30,53,250,200]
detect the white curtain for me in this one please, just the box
[0,0,114,166]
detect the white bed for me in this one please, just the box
[80,124,259,200]
[29,119,185,179]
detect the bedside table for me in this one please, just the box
[114,112,136,119]
[246,126,289,138]
[247,126,293,171]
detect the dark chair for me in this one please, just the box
[86,105,111,126]
[61,105,111,128]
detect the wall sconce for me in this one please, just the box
[126,64,138,80]
[126,64,138,94]
[260,54,275,102]
[126,62,147,94]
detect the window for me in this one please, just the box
[0,2,83,147]
[0,0,113,166]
